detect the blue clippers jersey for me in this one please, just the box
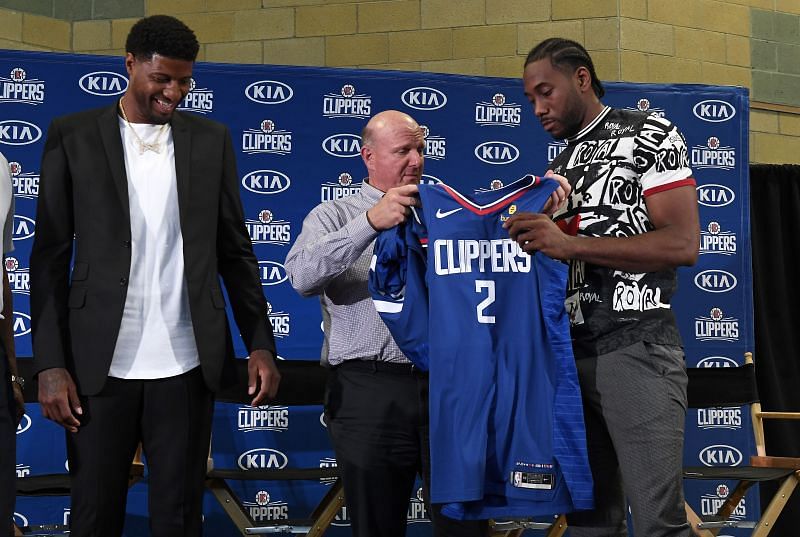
[369,175,593,519]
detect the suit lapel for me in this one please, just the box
[171,112,191,229]
[97,103,131,224]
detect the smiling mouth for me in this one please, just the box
[154,97,175,114]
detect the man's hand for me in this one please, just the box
[247,349,281,407]
[504,212,575,260]
[38,367,82,433]
[541,170,571,216]
[12,382,24,426]
[366,184,419,230]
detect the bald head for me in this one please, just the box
[361,110,424,191]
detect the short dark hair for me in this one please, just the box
[525,38,605,98]
[126,15,199,62]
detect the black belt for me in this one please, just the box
[335,360,424,375]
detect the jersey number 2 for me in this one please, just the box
[475,280,495,324]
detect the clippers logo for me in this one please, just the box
[408,487,430,523]
[242,170,291,195]
[0,120,42,146]
[0,68,45,104]
[12,215,35,241]
[78,71,127,96]
[692,137,736,170]
[323,84,372,119]
[699,444,743,467]
[242,490,289,522]
[246,210,291,246]
[628,98,665,118]
[8,161,38,199]
[421,125,446,160]
[178,83,214,114]
[248,491,289,522]
[242,119,292,155]
[474,179,505,193]
[695,308,739,342]
[266,301,290,338]
[237,448,289,470]
[474,141,519,165]
[322,133,361,158]
[700,484,746,518]
[548,140,567,161]
[401,86,447,111]
[697,407,742,430]
[6,257,30,295]
[694,270,737,293]
[319,456,337,485]
[238,405,289,432]
[700,221,737,256]
[16,414,31,435]
[245,80,293,104]
[693,100,736,123]
[475,93,521,127]
[16,463,31,477]
[697,183,735,208]
[320,172,361,202]
[258,260,288,286]
[13,311,31,337]
[420,174,442,185]
[696,356,739,368]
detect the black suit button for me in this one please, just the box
[119,277,128,286]
[122,240,131,248]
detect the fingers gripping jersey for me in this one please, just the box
[369,176,593,519]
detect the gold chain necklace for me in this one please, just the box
[119,97,168,154]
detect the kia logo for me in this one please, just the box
[16,414,31,434]
[241,170,291,194]
[696,356,739,368]
[0,120,42,146]
[258,260,288,286]
[237,448,289,470]
[12,215,35,241]
[697,184,734,208]
[13,311,31,337]
[322,134,361,158]
[401,87,447,111]
[694,270,737,293]
[245,80,293,104]
[474,141,519,165]
[699,444,743,467]
[78,71,128,96]
[693,100,736,123]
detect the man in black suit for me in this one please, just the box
[29,15,280,536]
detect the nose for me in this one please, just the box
[534,99,547,118]
[409,149,423,167]
[162,81,183,102]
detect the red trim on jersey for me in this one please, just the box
[643,177,696,197]
[440,175,540,215]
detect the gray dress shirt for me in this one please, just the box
[284,180,409,366]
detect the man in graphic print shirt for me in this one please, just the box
[505,38,699,537]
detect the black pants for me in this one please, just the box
[67,367,213,537]
[0,340,14,537]
[325,360,488,537]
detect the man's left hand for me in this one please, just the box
[247,349,281,406]
[12,383,25,426]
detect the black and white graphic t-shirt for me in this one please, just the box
[549,106,695,359]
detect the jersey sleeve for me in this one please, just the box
[368,209,430,371]
[634,114,696,197]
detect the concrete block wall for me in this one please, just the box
[0,0,798,163]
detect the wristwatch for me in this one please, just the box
[10,375,24,390]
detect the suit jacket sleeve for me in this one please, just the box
[30,117,75,375]
[216,127,277,357]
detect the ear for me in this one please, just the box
[574,66,593,94]
[361,144,372,171]
[124,52,136,76]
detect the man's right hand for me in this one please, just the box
[38,367,82,433]
[366,184,419,230]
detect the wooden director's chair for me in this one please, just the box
[205,359,343,536]
[683,352,800,536]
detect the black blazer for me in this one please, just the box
[30,103,275,395]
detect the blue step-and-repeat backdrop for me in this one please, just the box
[1,48,751,536]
